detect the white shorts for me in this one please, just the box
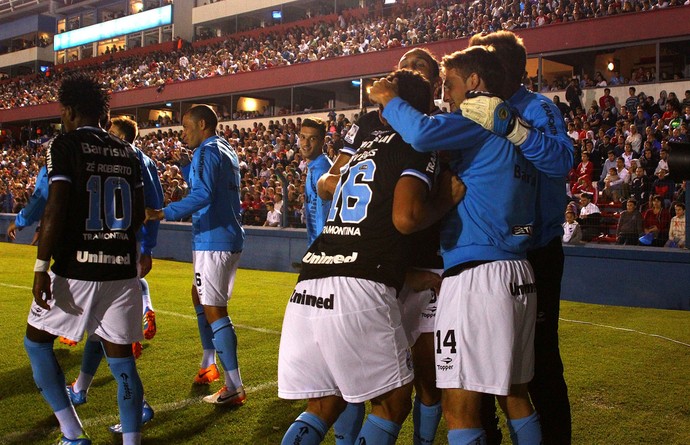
[278,277,414,404]
[27,273,143,345]
[398,268,442,346]
[192,250,241,306]
[434,260,536,396]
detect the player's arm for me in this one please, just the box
[13,166,49,235]
[317,172,340,201]
[139,155,164,276]
[32,180,70,309]
[461,95,574,177]
[392,170,466,235]
[327,151,352,175]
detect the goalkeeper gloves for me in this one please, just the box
[460,91,531,146]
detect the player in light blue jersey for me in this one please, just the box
[370,46,543,445]
[300,117,332,246]
[467,30,574,445]
[146,105,247,406]
[6,165,48,241]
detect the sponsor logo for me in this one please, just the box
[80,143,130,158]
[289,289,334,310]
[302,251,358,264]
[406,348,413,371]
[344,123,359,144]
[540,102,559,135]
[120,372,132,400]
[514,164,537,186]
[83,232,130,241]
[510,281,537,297]
[511,225,533,236]
[76,251,131,265]
[437,357,454,371]
[321,225,361,236]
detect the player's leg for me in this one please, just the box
[332,402,365,445]
[527,239,571,445]
[357,382,414,445]
[102,340,144,445]
[443,388,487,444]
[25,325,88,442]
[200,251,245,404]
[25,274,92,443]
[412,332,443,445]
[282,396,347,445]
[497,384,542,445]
[68,335,105,405]
[140,278,156,340]
[192,273,218,384]
[95,277,146,445]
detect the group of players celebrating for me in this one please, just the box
[20,29,572,445]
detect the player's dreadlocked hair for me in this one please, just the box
[58,73,110,122]
[387,69,432,115]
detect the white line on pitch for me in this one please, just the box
[559,317,690,348]
[156,309,281,335]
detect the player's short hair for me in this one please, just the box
[442,46,505,98]
[386,69,432,114]
[109,116,138,143]
[58,73,110,122]
[469,31,525,98]
[301,117,326,140]
[185,105,218,130]
[399,47,440,81]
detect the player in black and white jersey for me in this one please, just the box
[278,69,465,445]
[24,73,146,445]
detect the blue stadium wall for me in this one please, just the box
[2,215,688,311]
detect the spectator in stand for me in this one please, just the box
[626,123,643,155]
[578,192,601,241]
[616,198,644,245]
[654,149,670,175]
[630,165,651,204]
[665,202,686,248]
[263,201,281,227]
[651,168,676,207]
[562,209,583,244]
[601,157,629,202]
[643,195,671,246]
[598,88,614,111]
[565,77,583,112]
[553,95,571,119]
[625,87,639,112]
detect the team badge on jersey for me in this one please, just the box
[344,123,359,145]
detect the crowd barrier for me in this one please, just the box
[2,214,688,310]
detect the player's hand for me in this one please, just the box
[460,92,532,146]
[139,254,153,278]
[145,208,164,222]
[450,175,466,205]
[32,271,52,310]
[6,221,18,241]
[178,148,192,167]
[405,269,442,294]
[368,77,399,107]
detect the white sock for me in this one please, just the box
[141,293,153,312]
[122,432,142,445]
[201,350,216,369]
[55,406,83,439]
[73,373,94,394]
[224,368,243,391]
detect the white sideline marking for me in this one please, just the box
[156,309,281,335]
[560,317,690,348]
[0,283,281,336]
[0,381,278,443]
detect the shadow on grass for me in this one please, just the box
[249,398,306,443]
[1,347,83,401]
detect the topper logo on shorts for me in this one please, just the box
[437,357,453,371]
[289,289,334,309]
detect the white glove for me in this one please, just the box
[460,92,531,146]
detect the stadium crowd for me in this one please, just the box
[2,0,690,109]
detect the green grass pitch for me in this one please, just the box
[1,242,689,444]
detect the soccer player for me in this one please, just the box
[63,115,162,432]
[326,47,454,445]
[6,164,47,241]
[300,117,332,246]
[24,73,146,445]
[145,105,246,405]
[279,69,464,445]
[369,46,543,445]
[467,30,575,445]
